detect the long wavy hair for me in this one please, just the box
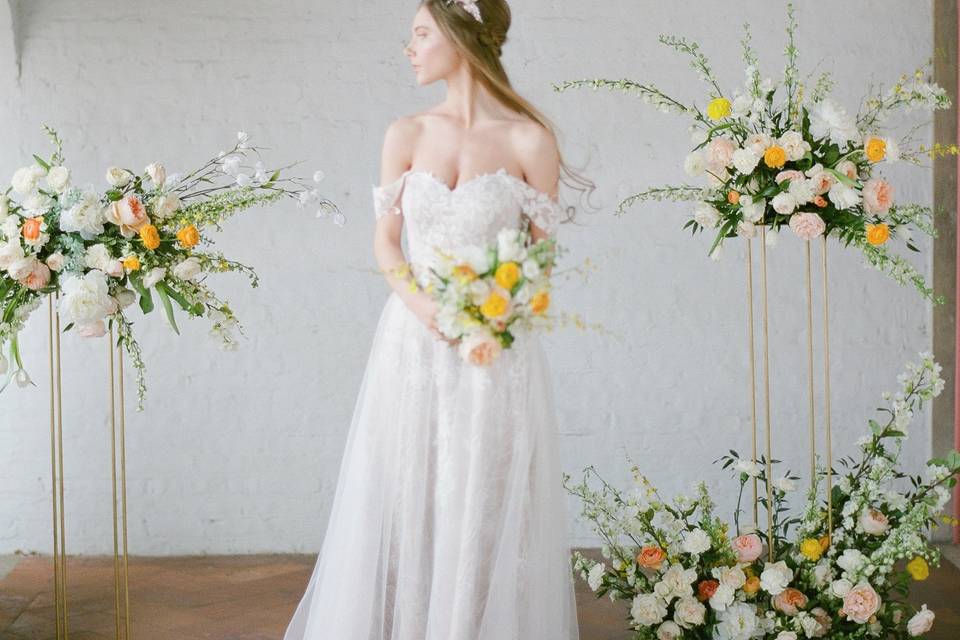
[421,0,596,224]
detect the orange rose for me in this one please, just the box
[636,545,666,569]
[177,224,200,248]
[697,579,719,602]
[773,587,809,615]
[763,146,787,169]
[865,223,890,246]
[139,224,161,250]
[21,217,43,242]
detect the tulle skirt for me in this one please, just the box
[283,291,579,640]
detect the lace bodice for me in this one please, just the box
[372,168,565,283]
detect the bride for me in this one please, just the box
[284,1,589,638]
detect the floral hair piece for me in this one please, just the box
[444,0,482,23]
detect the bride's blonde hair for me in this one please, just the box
[421,0,595,223]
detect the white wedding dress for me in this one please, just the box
[283,167,579,640]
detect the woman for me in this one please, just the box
[284,1,588,638]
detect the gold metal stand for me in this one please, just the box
[108,326,132,639]
[48,293,68,639]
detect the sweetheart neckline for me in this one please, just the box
[390,167,559,203]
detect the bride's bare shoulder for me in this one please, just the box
[508,119,559,188]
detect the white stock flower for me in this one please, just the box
[837,549,866,574]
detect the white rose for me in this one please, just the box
[673,595,706,628]
[631,593,668,627]
[0,239,25,270]
[907,604,935,636]
[144,162,167,186]
[58,270,115,323]
[831,578,852,598]
[740,195,766,223]
[684,151,707,177]
[105,166,133,187]
[828,181,860,210]
[759,560,794,595]
[152,193,181,220]
[45,252,65,272]
[11,165,45,194]
[778,131,810,161]
[587,562,605,591]
[60,190,106,240]
[711,565,746,589]
[46,166,71,192]
[142,266,167,288]
[771,192,798,215]
[656,620,682,640]
[681,528,712,555]
[859,508,889,535]
[693,202,720,228]
[732,148,761,175]
[172,256,202,281]
[654,563,697,602]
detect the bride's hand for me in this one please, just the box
[407,293,458,345]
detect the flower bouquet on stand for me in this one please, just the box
[566,353,959,640]
[0,125,341,410]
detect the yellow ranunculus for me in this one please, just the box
[494,262,521,290]
[866,223,890,246]
[480,291,509,319]
[530,290,550,315]
[139,224,160,250]
[864,136,887,163]
[800,538,823,561]
[122,256,141,271]
[452,264,477,284]
[707,97,731,120]
[177,224,200,248]
[906,556,929,581]
[763,145,787,169]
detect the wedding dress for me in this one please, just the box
[283,166,579,640]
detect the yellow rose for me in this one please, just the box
[494,262,521,290]
[763,146,787,169]
[480,291,509,319]
[800,538,823,561]
[530,290,550,315]
[864,136,887,163]
[906,556,929,581]
[177,224,200,248]
[122,256,141,271]
[452,264,477,284]
[139,224,160,250]
[707,97,732,120]
[866,223,890,246]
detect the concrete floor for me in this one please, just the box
[0,547,957,639]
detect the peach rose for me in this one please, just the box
[21,259,50,291]
[841,582,881,624]
[636,545,666,569]
[458,329,502,366]
[812,195,828,208]
[107,194,150,237]
[858,508,889,535]
[775,170,805,184]
[705,137,737,170]
[732,533,763,563]
[835,160,858,180]
[862,178,894,216]
[696,579,719,602]
[809,171,835,195]
[773,587,809,615]
[789,211,826,240]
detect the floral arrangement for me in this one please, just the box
[565,352,959,640]
[0,125,341,410]
[422,227,559,365]
[553,2,957,303]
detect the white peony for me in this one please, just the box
[58,270,115,323]
[60,190,107,240]
[831,578,853,598]
[46,166,71,192]
[828,181,860,210]
[672,595,706,628]
[172,256,202,281]
[684,151,707,177]
[105,166,133,187]
[681,528,711,555]
[907,604,934,636]
[693,202,720,228]
[11,165,46,194]
[84,244,114,271]
[759,561,793,595]
[809,99,858,147]
[736,220,756,239]
[713,602,759,640]
[739,195,766,223]
[631,593,668,626]
[656,620,682,640]
[732,148,761,175]
[778,130,811,161]
[771,192,798,215]
[653,563,697,602]
[787,178,815,206]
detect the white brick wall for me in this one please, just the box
[0,0,939,554]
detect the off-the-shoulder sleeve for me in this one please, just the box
[516,181,564,235]
[371,170,411,221]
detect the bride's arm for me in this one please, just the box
[373,118,447,339]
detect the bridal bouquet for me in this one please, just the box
[424,227,558,365]
[0,125,341,410]
[565,352,959,640]
[554,2,957,303]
